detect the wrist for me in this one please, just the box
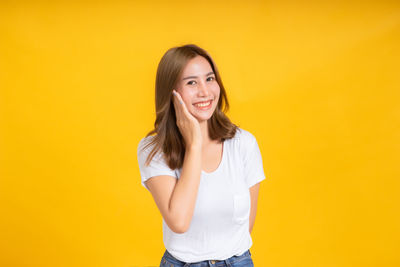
[186,143,202,151]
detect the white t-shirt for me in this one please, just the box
[137,127,266,263]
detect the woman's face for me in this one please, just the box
[176,55,220,123]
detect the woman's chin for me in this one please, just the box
[194,114,212,123]
[190,109,215,123]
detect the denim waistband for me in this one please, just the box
[162,249,252,266]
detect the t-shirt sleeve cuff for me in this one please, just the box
[247,174,266,188]
[141,171,178,191]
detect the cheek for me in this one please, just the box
[212,85,221,99]
[179,91,195,107]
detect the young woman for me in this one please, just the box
[137,44,266,267]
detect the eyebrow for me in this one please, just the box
[182,72,215,80]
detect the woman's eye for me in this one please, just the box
[187,77,215,85]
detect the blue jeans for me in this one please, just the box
[159,249,254,267]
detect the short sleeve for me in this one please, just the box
[241,131,266,188]
[137,137,177,192]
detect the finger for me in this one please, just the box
[173,90,184,105]
[172,91,185,122]
[173,90,191,116]
[172,90,182,113]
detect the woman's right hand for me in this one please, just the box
[172,89,202,148]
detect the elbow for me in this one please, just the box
[167,215,190,234]
[172,227,188,234]
[167,209,191,234]
[171,221,189,234]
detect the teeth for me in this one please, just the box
[194,101,211,107]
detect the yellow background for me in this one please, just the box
[1,1,399,266]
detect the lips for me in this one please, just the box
[193,99,212,109]
[193,99,213,105]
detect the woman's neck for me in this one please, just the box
[199,120,215,147]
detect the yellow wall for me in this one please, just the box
[1,1,399,266]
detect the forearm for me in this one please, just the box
[168,145,202,231]
[249,220,255,234]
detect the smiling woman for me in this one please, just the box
[176,55,220,123]
[142,44,236,170]
[137,44,266,266]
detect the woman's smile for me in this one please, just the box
[193,99,213,110]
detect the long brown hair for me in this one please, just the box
[141,44,239,170]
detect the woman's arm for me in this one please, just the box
[145,144,202,234]
[168,144,202,231]
[249,182,261,234]
[145,89,203,234]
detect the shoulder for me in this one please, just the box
[137,136,153,155]
[226,127,258,157]
[137,135,155,151]
[231,127,257,145]
[226,127,260,164]
[137,135,163,161]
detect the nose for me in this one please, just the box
[197,80,210,97]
